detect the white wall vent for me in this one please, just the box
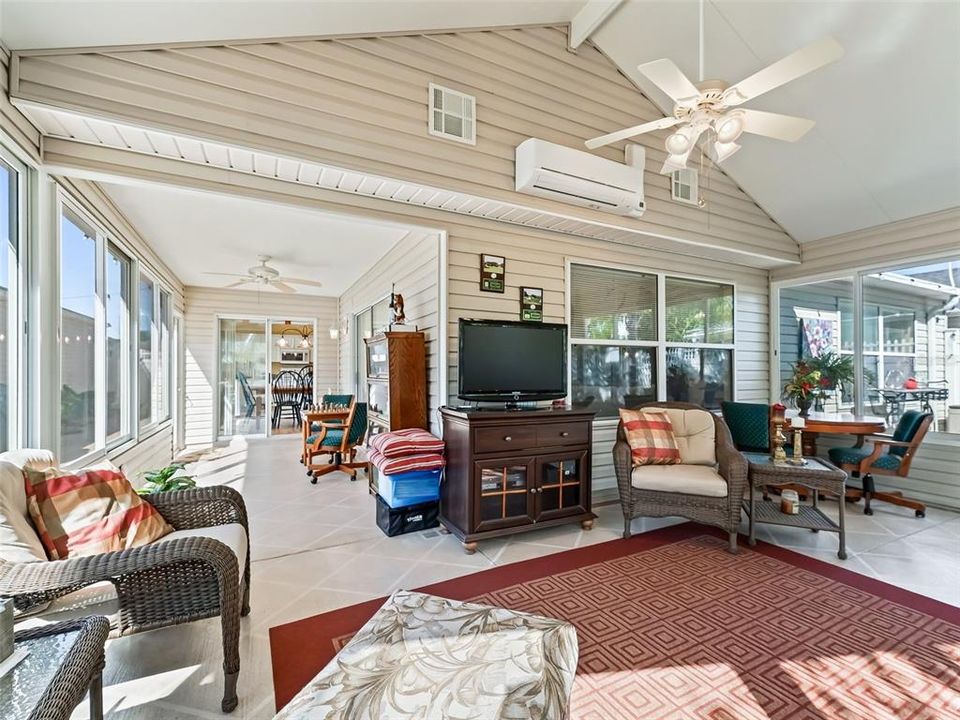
[429,84,476,145]
[671,168,699,206]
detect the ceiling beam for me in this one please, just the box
[568,0,624,51]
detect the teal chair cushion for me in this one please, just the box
[721,401,770,453]
[307,428,345,447]
[890,410,926,458]
[828,446,902,472]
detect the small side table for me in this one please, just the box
[3,616,109,720]
[743,453,848,559]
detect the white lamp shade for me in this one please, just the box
[715,113,745,144]
[665,131,692,156]
[712,140,741,163]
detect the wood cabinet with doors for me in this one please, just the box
[439,407,595,553]
[364,331,427,436]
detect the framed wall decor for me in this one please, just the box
[480,254,506,293]
[520,286,544,322]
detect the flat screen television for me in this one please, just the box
[458,319,567,404]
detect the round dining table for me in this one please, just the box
[786,411,886,456]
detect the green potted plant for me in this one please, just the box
[806,351,856,397]
[137,462,197,495]
[783,360,822,416]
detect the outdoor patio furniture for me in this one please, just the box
[613,401,748,553]
[828,410,933,517]
[0,449,251,713]
[4,616,110,720]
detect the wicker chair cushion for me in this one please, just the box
[827,446,902,471]
[639,407,716,466]
[630,464,728,497]
[24,466,174,560]
[618,409,681,466]
[0,449,60,563]
[154,522,248,580]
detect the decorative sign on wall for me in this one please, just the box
[480,254,506,293]
[520,287,543,322]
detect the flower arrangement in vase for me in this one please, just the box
[783,360,822,417]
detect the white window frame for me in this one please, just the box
[565,259,737,423]
[105,241,134,449]
[137,270,175,432]
[670,168,699,206]
[0,140,27,453]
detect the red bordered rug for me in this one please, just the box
[269,523,960,718]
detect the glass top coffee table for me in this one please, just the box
[2,616,109,720]
[742,453,848,560]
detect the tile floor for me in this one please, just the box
[73,434,960,719]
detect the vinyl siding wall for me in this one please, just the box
[182,286,338,447]
[1,47,41,162]
[337,231,442,434]
[11,25,798,266]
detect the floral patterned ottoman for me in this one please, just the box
[275,589,579,719]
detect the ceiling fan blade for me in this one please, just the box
[723,36,844,106]
[204,272,250,278]
[585,116,682,150]
[224,279,251,289]
[270,280,297,294]
[282,277,324,288]
[637,58,701,104]
[739,108,816,142]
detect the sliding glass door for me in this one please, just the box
[218,318,268,437]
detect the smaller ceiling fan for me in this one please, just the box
[205,255,323,294]
[585,26,844,173]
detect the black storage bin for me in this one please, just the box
[375,495,439,537]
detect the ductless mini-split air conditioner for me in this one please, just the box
[515,138,645,217]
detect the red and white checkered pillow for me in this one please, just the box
[368,428,444,458]
[369,449,445,475]
[23,466,173,560]
[619,409,681,466]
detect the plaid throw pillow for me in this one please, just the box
[368,428,445,458]
[23,466,173,560]
[619,409,681,466]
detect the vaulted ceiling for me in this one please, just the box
[2,0,957,244]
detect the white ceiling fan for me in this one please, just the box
[585,3,843,174]
[204,255,323,294]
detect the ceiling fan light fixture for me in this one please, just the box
[711,140,742,164]
[715,113,745,144]
[665,131,692,156]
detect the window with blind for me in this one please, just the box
[569,263,735,417]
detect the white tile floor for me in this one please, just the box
[74,434,960,719]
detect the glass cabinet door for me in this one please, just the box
[475,459,535,531]
[536,452,587,520]
[367,381,389,419]
[366,338,389,378]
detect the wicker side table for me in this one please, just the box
[743,453,848,559]
[2,616,109,720]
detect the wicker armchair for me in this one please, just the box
[0,484,251,713]
[613,401,748,553]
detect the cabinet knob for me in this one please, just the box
[560,431,569,437]
[529,487,536,493]
[504,436,512,442]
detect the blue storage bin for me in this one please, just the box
[376,468,441,508]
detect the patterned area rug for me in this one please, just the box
[269,524,960,718]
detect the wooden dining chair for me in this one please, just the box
[828,410,933,517]
[271,370,302,428]
[304,402,369,482]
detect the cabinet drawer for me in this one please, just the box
[537,422,589,447]
[474,425,537,453]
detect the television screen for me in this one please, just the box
[458,319,567,402]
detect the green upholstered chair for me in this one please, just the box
[721,401,772,453]
[304,401,369,482]
[828,410,933,517]
[312,393,354,430]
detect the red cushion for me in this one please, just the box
[619,409,681,466]
[23,467,173,560]
[368,428,444,458]
[369,449,445,475]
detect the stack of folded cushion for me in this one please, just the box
[368,428,445,509]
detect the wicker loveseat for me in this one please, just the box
[0,449,251,712]
[613,402,748,553]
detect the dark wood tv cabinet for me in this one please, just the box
[439,406,596,553]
